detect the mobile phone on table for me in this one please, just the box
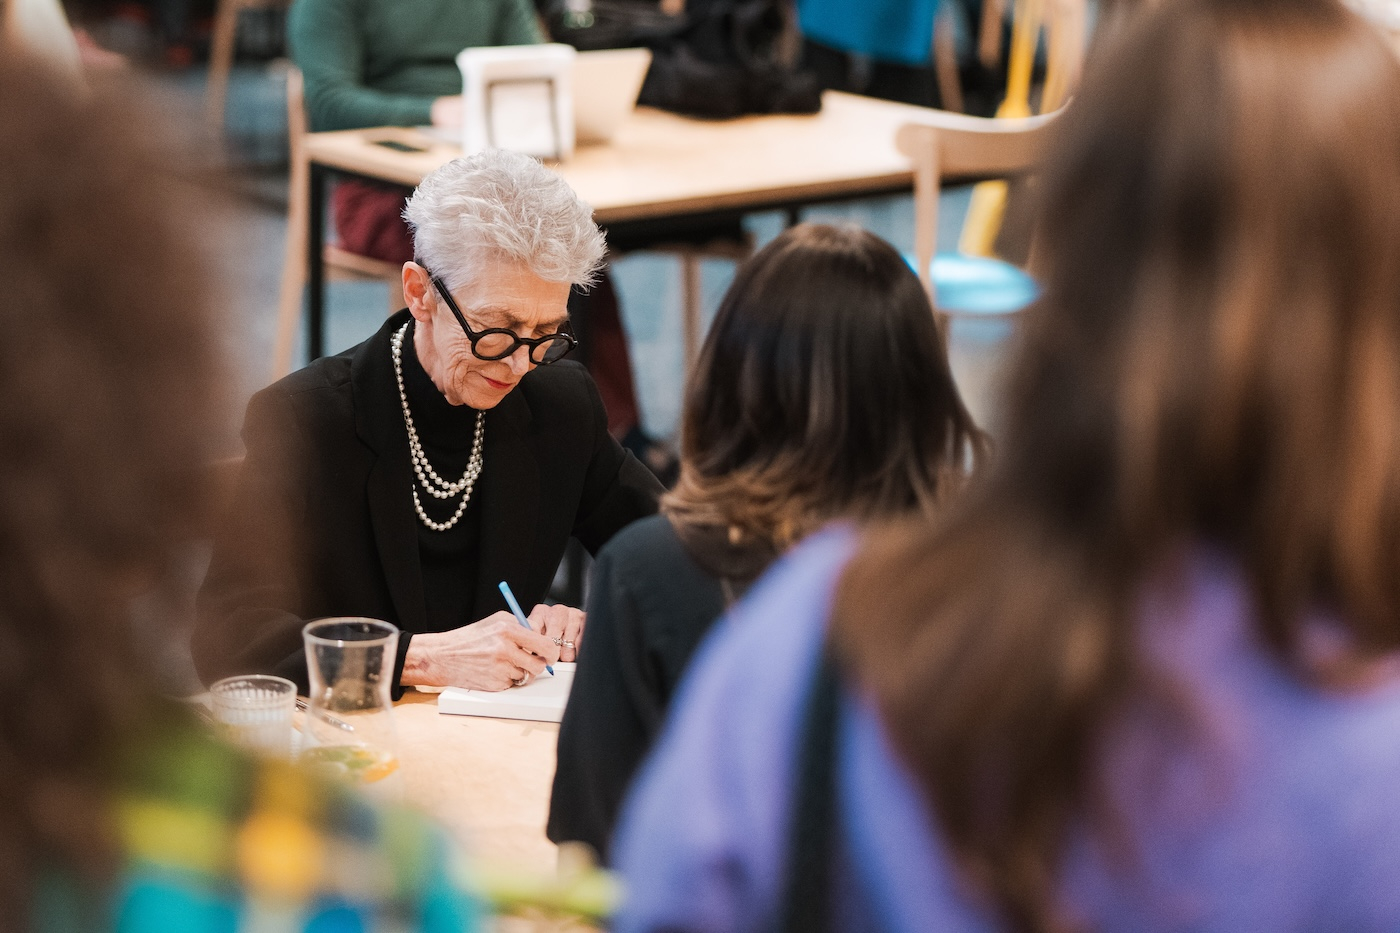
[372,139,426,153]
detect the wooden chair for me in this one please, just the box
[206,0,290,127]
[933,5,965,114]
[899,0,1084,319]
[896,108,1060,313]
[643,236,752,370]
[938,0,1087,115]
[274,66,404,378]
[1042,0,1088,113]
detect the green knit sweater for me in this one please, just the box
[287,0,544,132]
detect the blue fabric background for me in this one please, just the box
[798,0,943,66]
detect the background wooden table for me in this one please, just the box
[296,91,945,359]
[303,91,935,223]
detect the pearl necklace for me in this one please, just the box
[391,323,484,532]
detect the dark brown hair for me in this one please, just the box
[662,223,983,552]
[832,1,1400,929]
[0,58,224,921]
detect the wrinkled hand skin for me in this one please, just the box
[527,603,585,663]
[401,610,564,691]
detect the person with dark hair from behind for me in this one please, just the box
[611,0,1400,929]
[0,57,477,932]
[547,223,984,861]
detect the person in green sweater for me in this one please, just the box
[286,0,652,449]
[288,0,542,255]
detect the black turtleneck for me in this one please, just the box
[401,322,485,633]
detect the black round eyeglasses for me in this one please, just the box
[429,274,577,365]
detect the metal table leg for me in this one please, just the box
[307,162,327,361]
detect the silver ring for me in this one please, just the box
[561,640,575,650]
[510,674,528,687]
[551,636,564,646]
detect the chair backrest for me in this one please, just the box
[286,64,308,160]
[896,110,1061,301]
[978,0,1088,93]
[1043,0,1088,112]
[958,0,1085,258]
[272,65,407,378]
[273,65,311,378]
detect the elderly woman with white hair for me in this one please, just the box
[195,149,664,695]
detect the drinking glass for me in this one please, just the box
[301,618,401,792]
[210,674,297,758]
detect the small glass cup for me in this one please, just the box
[301,618,401,793]
[209,674,297,758]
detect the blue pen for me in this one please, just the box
[498,580,554,676]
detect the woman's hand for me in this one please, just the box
[529,603,584,662]
[402,611,561,691]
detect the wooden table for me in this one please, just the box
[300,90,944,359]
[393,688,562,874]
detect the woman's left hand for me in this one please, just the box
[528,603,584,662]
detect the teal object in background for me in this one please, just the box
[929,253,1038,314]
[797,0,943,66]
[906,251,1039,344]
[115,877,238,933]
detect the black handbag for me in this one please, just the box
[543,0,686,51]
[545,0,822,119]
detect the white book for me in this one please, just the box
[436,662,576,723]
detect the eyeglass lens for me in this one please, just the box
[472,331,573,364]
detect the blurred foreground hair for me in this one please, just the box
[662,223,983,552]
[832,0,1400,929]
[0,56,223,923]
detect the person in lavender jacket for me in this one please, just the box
[610,0,1400,929]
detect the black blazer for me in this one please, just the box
[193,310,663,692]
[547,515,729,862]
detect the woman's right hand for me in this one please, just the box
[401,611,562,691]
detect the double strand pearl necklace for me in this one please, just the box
[391,323,484,532]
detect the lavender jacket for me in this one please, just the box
[612,529,1400,932]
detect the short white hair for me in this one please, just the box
[402,149,607,291]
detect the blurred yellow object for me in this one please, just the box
[253,758,319,817]
[959,179,1011,259]
[470,844,623,924]
[117,799,234,876]
[960,0,1044,257]
[237,810,325,900]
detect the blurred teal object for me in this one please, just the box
[905,251,1038,345]
[115,877,237,933]
[927,253,1038,315]
[798,0,943,66]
